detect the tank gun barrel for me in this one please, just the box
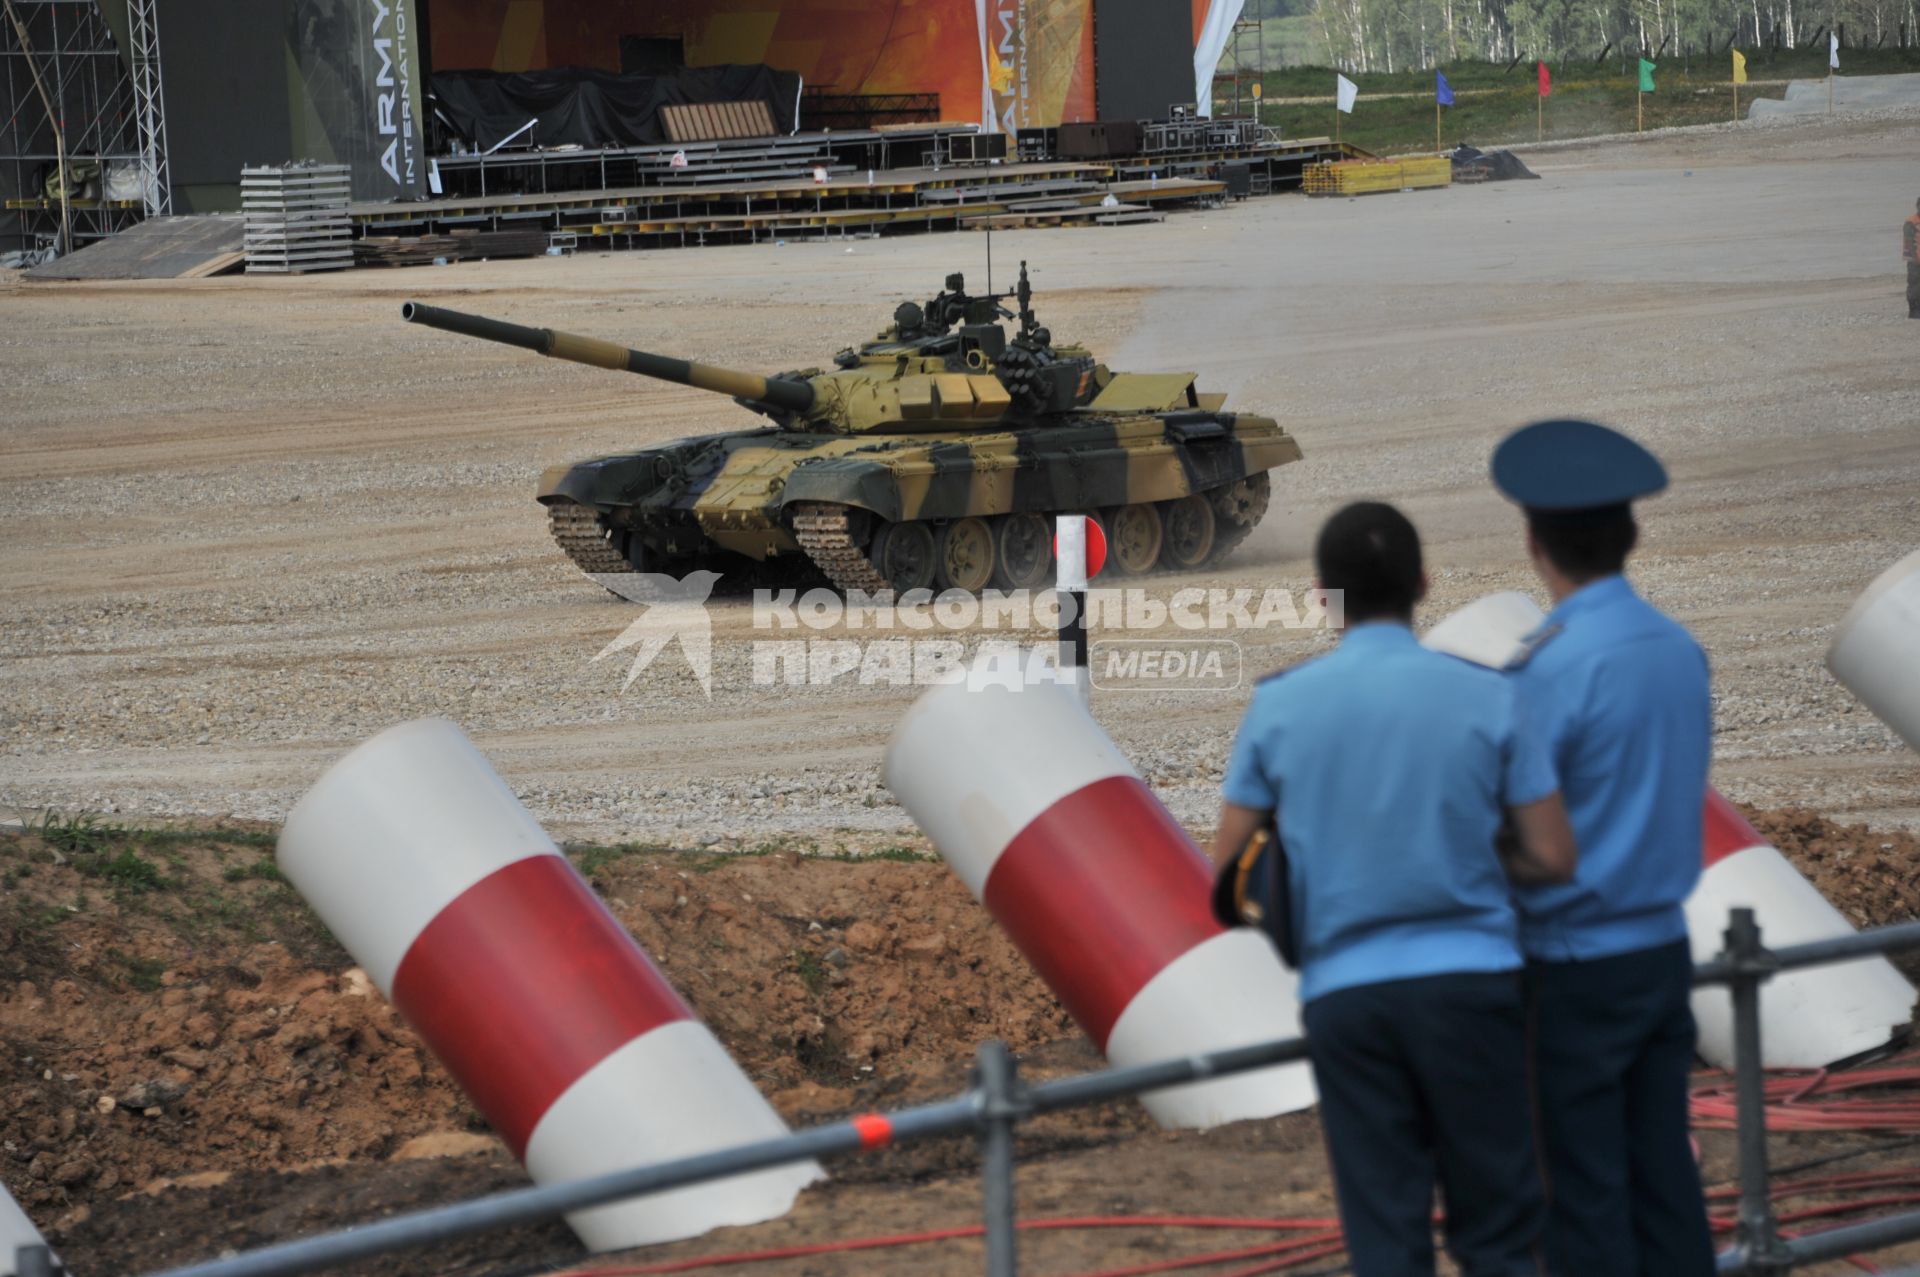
[401,301,815,414]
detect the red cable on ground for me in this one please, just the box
[556,1215,1344,1277]
[1063,1231,1345,1277]
[1692,1054,1920,1133]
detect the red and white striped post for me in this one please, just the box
[276,718,821,1251]
[1426,593,1916,1069]
[884,677,1317,1128]
[1828,547,1920,753]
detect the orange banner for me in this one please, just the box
[427,0,1102,127]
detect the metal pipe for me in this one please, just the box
[141,1097,978,1277]
[1693,919,1920,985]
[1782,1208,1920,1264]
[1028,1037,1312,1113]
[1725,907,1791,1276]
[976,1042,1021,1277]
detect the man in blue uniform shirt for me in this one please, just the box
[1492,419,1717,1277]
[1217,501,1576,1277]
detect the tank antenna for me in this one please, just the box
[986,224,993,296]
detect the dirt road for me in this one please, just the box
[2,110,1916,839]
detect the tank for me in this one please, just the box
[400,264,1303,595]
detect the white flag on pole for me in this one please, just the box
[1336,74,1359,114]
[1830,31,1840,69]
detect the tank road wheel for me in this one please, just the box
[872,521,938,593]
[1160,495,1217,571]
[1204,473,1272,565]
[1105,503,1164,576]
[991,513,1053,591]
[936,517,997,593]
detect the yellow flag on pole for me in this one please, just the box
[1732,49,1748,84]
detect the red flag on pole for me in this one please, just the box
[1538,61,1552,96]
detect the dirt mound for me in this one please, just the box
[1749,805,1920,980]
[0,829,476,1228]
[0,826,1074,1242]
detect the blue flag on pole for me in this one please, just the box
[1436,71,1455,105]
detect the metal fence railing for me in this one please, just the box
[29,906,1918,1277]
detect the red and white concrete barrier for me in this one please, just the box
[276,718,820,1252]
[1828,548,1920,753]
[1426,593,1916,1070]
[884,676,1316,1128]
[1691,792,1915,1066]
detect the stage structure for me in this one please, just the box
[3,0,1251,256]
[426,0,1247,130]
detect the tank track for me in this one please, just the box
[790,502,892,594]
[547,501,632,575]
[1203,474,1272,567]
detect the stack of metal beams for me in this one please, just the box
[242,164,352,274]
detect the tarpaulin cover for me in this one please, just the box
[1450,144,1540,181]
[430,64,802,151]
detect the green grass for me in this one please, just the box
[792,948,828,994]
[96,849,164,893]
[103,947,168,992]
[221,858,285,883]
[1227,48,1920,154]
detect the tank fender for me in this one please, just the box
[537,455,663,508]
[775,457,906,522]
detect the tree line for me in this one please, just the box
[1245,0,1920,73]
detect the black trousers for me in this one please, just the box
[1907,261,1920,316]
[1528,941,1716,1277]
[1302,970,1545,1277]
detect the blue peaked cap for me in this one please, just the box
[1491,419,1668,513]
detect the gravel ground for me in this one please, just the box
[1,109,1916,840]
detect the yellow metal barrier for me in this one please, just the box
[1303,155,1452,197]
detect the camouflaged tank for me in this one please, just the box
[400,264,1302,595]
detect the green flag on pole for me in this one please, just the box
[1638,58,1657,92]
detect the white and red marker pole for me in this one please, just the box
[276,718,821,1252]
[1425,593,1916,1070]
[1828,547,1920,753]
[885,676,1316,1128]
[1054,514,1108,704]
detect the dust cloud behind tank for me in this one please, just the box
[400,264,1304,597]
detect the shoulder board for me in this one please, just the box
[1503,623,1563,671]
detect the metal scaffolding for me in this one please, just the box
[0,0,147,254]
[126,0,168,217]
[1213,13,1268,119]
